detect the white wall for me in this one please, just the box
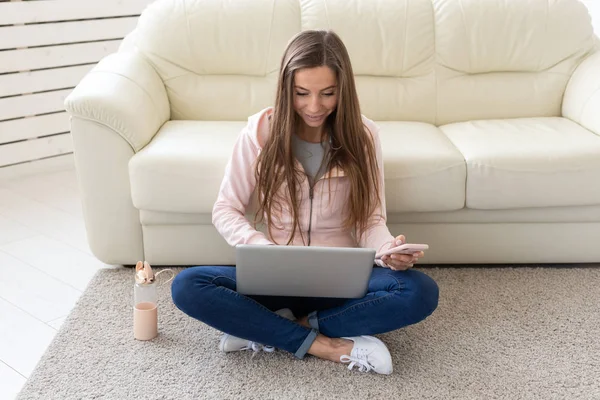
[0,0,154,180]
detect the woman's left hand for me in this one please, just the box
[381,235,425,271]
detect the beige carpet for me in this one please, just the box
[17,265,600,400]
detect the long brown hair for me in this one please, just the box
[254,30,381,245]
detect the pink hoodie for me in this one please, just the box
[212,107,395,254]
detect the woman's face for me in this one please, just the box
[292,66,338,130]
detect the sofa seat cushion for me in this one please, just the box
[440,117,600,210]
[129,120,466,214]
[129,120,246,213]
[378,122,466,212]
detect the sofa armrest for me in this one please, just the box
[563,51,600,135]
[65,51,170,152]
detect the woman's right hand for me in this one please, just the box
[381,235,425,271]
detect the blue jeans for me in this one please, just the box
[171,266,439,359]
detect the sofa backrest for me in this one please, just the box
[128,0,596,125]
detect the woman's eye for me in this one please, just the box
[296,92,308,96]
[323,92,334,96]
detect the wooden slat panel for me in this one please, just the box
[0,113,70,145]
[0,0,154,25]
[0,40,121,74]
[0,17,138,50]
[0,89,72,121]
[0,153,74,180]
[0,64,94,97]
[0,133,73,167]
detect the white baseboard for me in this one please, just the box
[0,153,75,181]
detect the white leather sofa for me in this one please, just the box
[65,0,600,266]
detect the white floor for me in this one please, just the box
[0,167,118,400]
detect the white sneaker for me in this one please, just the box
[339,335,393,375]
[219,308,296,354]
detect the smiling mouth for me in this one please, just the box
[306,114,324,119]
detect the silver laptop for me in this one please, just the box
[235,244,376,298]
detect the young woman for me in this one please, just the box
[172,30,439,375]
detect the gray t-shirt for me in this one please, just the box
[292,134,330,186]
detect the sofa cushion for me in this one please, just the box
[301,0,436,124]
[440,117,600,210]
[129,120,467,214]
[378,122,466,212]
[134,0,299,121]
[129,121,246,213]
[434,0,594,125]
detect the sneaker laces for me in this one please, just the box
[241,341,276,358]
[340,348,374,372]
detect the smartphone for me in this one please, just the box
[375,243,429,259]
